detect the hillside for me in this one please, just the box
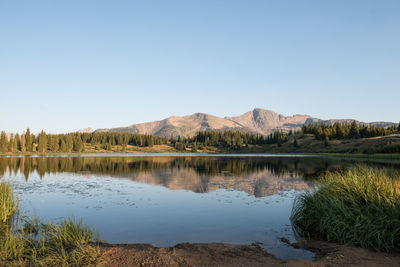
[92,108,396,137]
[99,113,243,137]
[226,109,310,134]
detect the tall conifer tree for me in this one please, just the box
[349,121,360,139]
[25,128,32,152]
[0,131,8,152]
[60,140,67,152]
[15,133,21,152]
[8,134,14,152]
[37,130,47,153]
[20,133,26,152]
[66,135,73,153]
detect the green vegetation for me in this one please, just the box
[0,129,276,154]
[0,182,18,232]
[0,181,101,266]
[302,121,399,141]
[172,130,281,151]
[252,133,400,155]
[0,129,169,154]
[0,121,399,155]
[291,166,400,251]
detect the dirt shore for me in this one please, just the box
[99,241,400,267]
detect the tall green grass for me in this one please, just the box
[0,181,101,266]
[291,166,400,251]
[0,181,18,230]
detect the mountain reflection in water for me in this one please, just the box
[0,155,390,197]
[2,155,400,260]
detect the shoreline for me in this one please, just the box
[1,152,400,159]
[99,240,400,266]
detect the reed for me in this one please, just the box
[291,166,400,251]
[0,181,101,266]
[0,181,18,232]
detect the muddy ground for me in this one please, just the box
[99,241,400,267]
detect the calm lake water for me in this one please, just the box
[1,154,398,259]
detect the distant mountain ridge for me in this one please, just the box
[87,108,396,137]
[77,127,94,133]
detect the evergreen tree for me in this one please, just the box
[60,140,67,152]
[48,135,59,152]
[0,131,8,152]
[15,133,21,152]
[74,136,85,152]
[79,138,85,152]
[324,136,329,147]
[293,138,298,148]
[25,128,32,152]
[8,134,14,152]
[66,135,74,153]
[31,134,37,150]
[398,122,400,132]
[38,130,48,153]
[146,136,154,147]
[336,124,345,139]
[349,121,360,139]
[20,133,26,152]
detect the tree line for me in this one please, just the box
[1,122,399,153]
[0,129,168,153]
[0,128,285,153]
[301,121,400,141]
[171,130,289,151]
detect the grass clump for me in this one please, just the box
[0,181,19,231]
[0,181,101,266]
[291,166,400,251]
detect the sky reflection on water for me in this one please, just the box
[2,155,397,259]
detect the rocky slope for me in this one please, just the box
[93,108,395,137]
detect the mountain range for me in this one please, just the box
[80,108,396,137]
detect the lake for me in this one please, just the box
[0,154,398,259]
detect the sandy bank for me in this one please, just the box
[99,241,400,266]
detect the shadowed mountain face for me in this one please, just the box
[92,108,395,137]
[2,156,398,198]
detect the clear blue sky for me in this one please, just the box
[1,0,399,133]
